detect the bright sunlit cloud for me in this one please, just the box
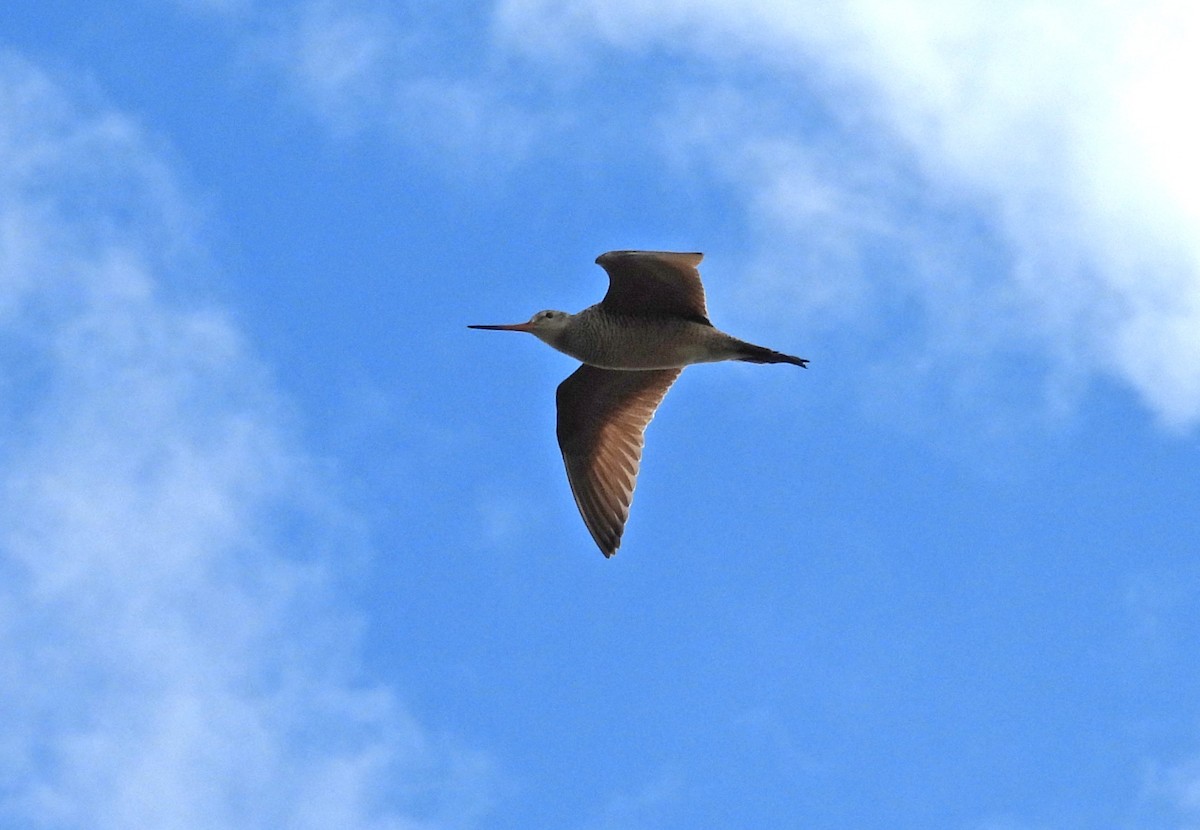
[0,53,490,829]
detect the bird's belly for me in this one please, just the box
[562,322,730,369]
[589,342,708,369]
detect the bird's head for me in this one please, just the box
[468,309,572,346]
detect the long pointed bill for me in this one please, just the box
[467,322,535,332]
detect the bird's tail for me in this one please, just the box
[733,340,809,368]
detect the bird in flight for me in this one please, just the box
[470,250,808,557]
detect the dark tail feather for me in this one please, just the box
[734,341,810,367]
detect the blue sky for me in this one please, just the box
[2,1,1199,828]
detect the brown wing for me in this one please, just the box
[556,364,681,557]
[595,250,712,325]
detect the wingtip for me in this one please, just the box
[597,532,621,558]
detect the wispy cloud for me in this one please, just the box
[1138,755,1200,829]
[0,53,490,829]
[224,0,546,170]
[495,0,1200,428]
[581,769,684,830]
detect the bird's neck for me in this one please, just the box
[534,312,582,357]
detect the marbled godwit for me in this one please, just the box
[470,250,808,557]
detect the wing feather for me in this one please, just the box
[594,250,711,325]
[556,364,682,557]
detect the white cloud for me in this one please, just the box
[0,53,490,829]
[495,0,1200,428]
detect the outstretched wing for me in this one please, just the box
[556,364,681,557]
[595,250,711,325]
